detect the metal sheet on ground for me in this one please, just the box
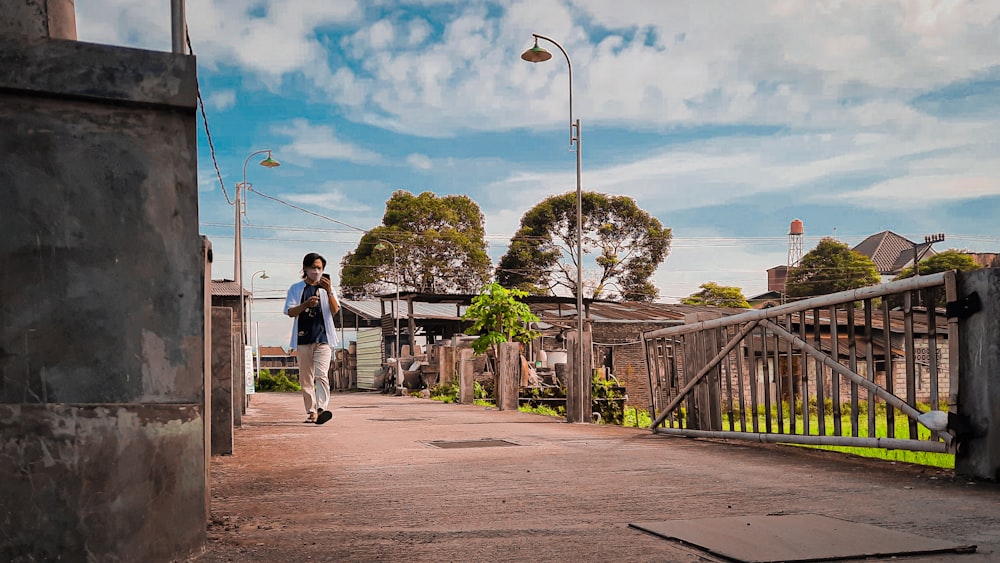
[629,514,975,562]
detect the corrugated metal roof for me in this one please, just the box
[211,279,249,297]
[341,300,468,321]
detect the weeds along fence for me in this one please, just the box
[642,271,957,454]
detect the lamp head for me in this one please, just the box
[261,272,269,280]
[375,242,386,251]
[259,151,280,168]
[521,38,552,63]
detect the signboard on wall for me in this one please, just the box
[245,345,255,395]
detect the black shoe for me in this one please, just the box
[316,409,333,425]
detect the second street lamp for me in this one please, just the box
[521,34,588,422]
[375,240,401,362]
[234,149,279,350]
[249,270,269,385]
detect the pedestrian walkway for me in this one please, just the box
[192,391,1000,562]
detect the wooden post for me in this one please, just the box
[497,342,520,411]
[683,312,723,431]
[565,330,593,423]
[458,348,475,404]
[439,345,456,387]
[955,268,1000,480]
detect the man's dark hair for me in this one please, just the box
[301,252,327,276]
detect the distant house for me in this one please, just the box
[851,230,938,281]
[259,345,297,376]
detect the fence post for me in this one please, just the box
[458,348,475,404]
[439,344,456,387]
[683,312,723,431]
[955,268,1000,480]
[497,342,521,411]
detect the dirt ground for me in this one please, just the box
[187,391,1000,562]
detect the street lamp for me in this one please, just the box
[522,34,586,420]
[234,149,279,350]
[249,270,269,383]
[375,240,401,361]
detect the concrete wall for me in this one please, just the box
[0,35,205,559]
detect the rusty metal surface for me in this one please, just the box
[630,514,974,562]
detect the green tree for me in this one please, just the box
[681,282,751,308]
[339,190,491,298]
[462,283,540,356]
[786,237,881,298]
[893,249,981,279]
[496,191,671,302]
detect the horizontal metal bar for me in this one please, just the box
[652,427,951,453]
[643,271,950,340]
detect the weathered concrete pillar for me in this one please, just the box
[0,33,204,560]
[0,0,77,40]
[496,342,520,411]
[565,330,593,423]
[439,344,456,387]
[212,307,235,455]
[458,348,475,404]
[955,268,1000,480]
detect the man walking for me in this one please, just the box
[284,252,340,424]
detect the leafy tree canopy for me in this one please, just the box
[496,191,671,302]
[339,190,491,298]
[681,282,751,308]
[786,237,881,298]
[462,283,540,355]
[893,249,981,279]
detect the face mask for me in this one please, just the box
[306,269,322,281]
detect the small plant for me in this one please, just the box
[462,283,540,357]
[256,369,301,392]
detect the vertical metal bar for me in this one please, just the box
[864,299,876,437]
[813,308,826,436]
[830,305,842,436]
[799,311,811,435]
[747,324,760,433]
[735,329,748,431]
[761,324,773,433]
[904,291,918,439]
[927,289,940,412]
[944,272,960,415]
[723,326,736,432]
[786,312,797,435]
[882,297,896,439]
[642,335,657,426]
[847,303,859,437]
[772,327,784,433]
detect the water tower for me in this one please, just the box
[788,219,804,267]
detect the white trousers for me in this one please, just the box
[297,343,331,414]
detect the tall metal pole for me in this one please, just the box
[235,149,276,351]
[376,239,401,359]
[528,33,586,420]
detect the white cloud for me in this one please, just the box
[206,90,237,111]
[272,119,383,164]
[406,153,433,170]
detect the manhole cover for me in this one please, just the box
[630,514,975,562]
[426,439,519,449]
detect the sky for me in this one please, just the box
[76,0,1000,348]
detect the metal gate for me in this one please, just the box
[642,272,957,453]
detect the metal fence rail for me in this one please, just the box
[641,272,958,454]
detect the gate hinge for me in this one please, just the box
[946,291,981,319]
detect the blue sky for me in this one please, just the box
[77,1,1000,347]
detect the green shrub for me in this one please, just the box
[256,369,301,392]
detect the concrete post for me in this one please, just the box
[458,348,475,404]
[565,330,593,423]
[439,345,456,387]
[496,342,521,411]
[211,308,235,455]
[955,268,1000,480]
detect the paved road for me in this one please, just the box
[191,391,1000,562]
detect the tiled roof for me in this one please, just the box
[211,279,250,297]
[852,231,914,275]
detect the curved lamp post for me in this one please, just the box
[249,270,269,384]
[234,150,279,349]
[375,240,401,361]
[521,34,587,421]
